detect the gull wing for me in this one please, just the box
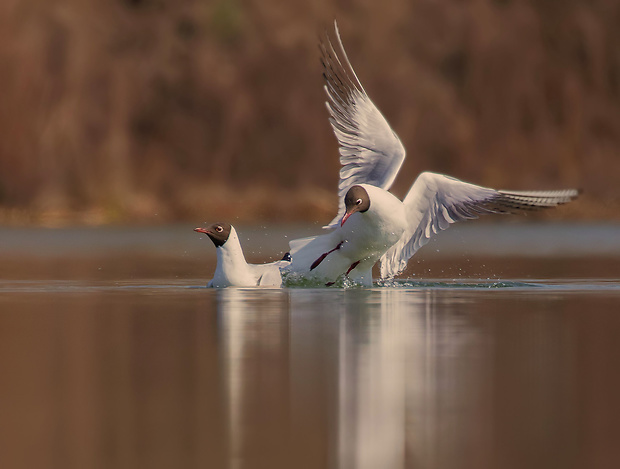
[321,22,406,228]
[379,172,580,278]
[251,259,291,287]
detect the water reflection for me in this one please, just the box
[335,289,410,469]
[216,288,492,469]
[331,290,489,469]
[217,289,292,469]
[3,284,620,468]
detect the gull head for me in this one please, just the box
[341,185,371,226]
[194,222,232,248]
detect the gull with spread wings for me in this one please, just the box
[283,22,579,286]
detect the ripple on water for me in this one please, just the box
[1,278,620,294]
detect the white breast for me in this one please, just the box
[339,185,407,258]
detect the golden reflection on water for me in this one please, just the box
[213,287,620,469]
[218,288,292,469]
[1,283,620,468]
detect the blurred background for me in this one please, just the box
[3,4,620,469]
[1,0,618,227]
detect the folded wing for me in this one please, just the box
[321,22,406,228]
[379,172,580,278]
[251,260,291,287]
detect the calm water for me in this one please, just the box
[1,223,620,469]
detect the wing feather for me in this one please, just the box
[379,172,580,278]
[320,22,406,228]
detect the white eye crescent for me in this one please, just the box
[216,226,223,232]
[356,198,363,205]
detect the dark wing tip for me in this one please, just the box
[492,188,581,214]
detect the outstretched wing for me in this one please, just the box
[321,21,406,228]
[379,172,580,278]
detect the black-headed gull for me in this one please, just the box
[284,23,579,285]
[195,223,291,287]
[285,184,406,286]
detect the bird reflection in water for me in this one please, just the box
[215,288,488,469]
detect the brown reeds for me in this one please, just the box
[0,0,619,225]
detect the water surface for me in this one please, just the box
[1,224,620,469]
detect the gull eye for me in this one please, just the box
[356,198,363,205]
[216,226,223,233]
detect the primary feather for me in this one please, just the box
[379,173,580,278]
[320,23,406,228]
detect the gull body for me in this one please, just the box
[286,185,406,286]
[195,223,289,288]
[286,23,580,285]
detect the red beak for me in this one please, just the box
[194,227,210,234]
[341,212,352,227]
